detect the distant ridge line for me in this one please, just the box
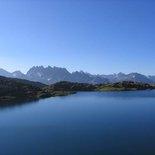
[0,66,155,85]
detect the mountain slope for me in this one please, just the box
[0,76,40,101]
[27,66,71,84]
[26,66,109,84]
[102,72,153,84]
[0,66,154,84]
[0,68,12,77]
[12,71,26,79]
[7,77,46,88]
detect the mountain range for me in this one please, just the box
[0,66,155,84]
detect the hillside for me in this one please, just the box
[96,81,154,91]
[0,75,154,104]
[45,81,96,91]
[45,81,155,92]
[0,76,50,103]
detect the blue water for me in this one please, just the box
[1,91,155,155]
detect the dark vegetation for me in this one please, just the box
[0,76,155,105]
[46,81,96,91]
[9,77,46,88]
[46,81,155,92]
[0,76,50,103]
[96,81,154,91]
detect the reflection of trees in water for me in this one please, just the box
[0,99,39,110]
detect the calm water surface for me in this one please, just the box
[0,91,155,155]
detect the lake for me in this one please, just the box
[0,90,155,155]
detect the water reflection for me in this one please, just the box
[0,90,155,110]
[0,91,155,155]
[0,98,40,110]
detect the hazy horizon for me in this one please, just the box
[0,65,154,76]
[0,0,155,75]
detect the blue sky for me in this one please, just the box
[0,0,155,75]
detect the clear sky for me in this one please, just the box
[0,0,155,75]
